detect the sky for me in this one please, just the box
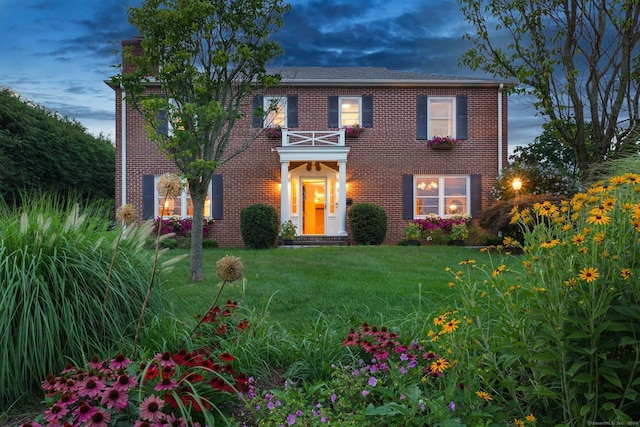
[0,0,544,149]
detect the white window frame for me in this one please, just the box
[427,97,456,139]
[154,176,212,218]
[264,96,287,128]
[339,96,362,127]
[414,175,470,218]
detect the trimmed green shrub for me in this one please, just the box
[0,194,167,405]
[347,202,387,245]
[240,204,279,249]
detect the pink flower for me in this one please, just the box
[76,376,106,398]
[109,353,132,370]
[154,377,178,391]
[139,394,165,422]
[113,373,138,391]
[43,404,68,423]
[154,351,177,368]
[100,387,129,411]
[73,403,98,423]
[85,409,111,427]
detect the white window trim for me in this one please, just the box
[264,96,287,128]
[154,176,212,218]
[427,96,456,139]
[339,96,362,127]
[414,175,470,218]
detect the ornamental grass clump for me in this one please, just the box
[447,173,640,424]
[0,195,164,406]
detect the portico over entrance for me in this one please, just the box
[276,130,350,237]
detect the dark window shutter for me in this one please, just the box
[157,109,168,137]
[416,95,427,140]
[402,174,414,219]
[456,95,468,140]
[252,95,263,128]
[211,174,223,220]
[362,95,373,128]
[287,95,298,128]
[328,96,339,128]
[470,174,482,218]
[142,174,155,219]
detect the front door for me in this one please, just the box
[302,178,326,235]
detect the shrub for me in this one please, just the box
[492,162,579,201]
[0,195,167,405]
[347,203,387,245]
[240,204,279,249]
[449,173,640,423]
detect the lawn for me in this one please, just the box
[160,245,511,332]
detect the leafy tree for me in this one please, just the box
[113,0,290,281]
[459,0,640,177]
[0,89,115,205]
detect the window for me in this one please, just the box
[264,96,287,128]
[428,97,455,138]
[339,96,361,126]
[155,177,212,218]
[415,176,469,217]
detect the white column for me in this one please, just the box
[280,161,289,222]
[337,159,347,236]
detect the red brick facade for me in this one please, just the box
[111,43,509,247]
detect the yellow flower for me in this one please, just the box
[589,206,607,216]
[610,176,625,185]
[433,314,447,326]
[621,268,633,280]
[623,173,640,184]
[578,246,588,255]
[514,419,525,427]
[539,239,560,249]
[459,259,476,265]
[430,358,449,373]
[564,277,578,288]
[492,264,507,277]
[579,267,600,283]
[526,413,536,423]
[522,260,531,268]
[602,197,616,211]
[475,390,492,401]
[587,214,611,225]
[441,318,460,334]
[534,201,558,217]
[571,234,585,245]
[632,218,640,232]
[562,223,573,232]
[480,291,487,298]
[594,232,606,244]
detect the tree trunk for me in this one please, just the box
[190,185,206,282]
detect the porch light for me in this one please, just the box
[512,177,523,192]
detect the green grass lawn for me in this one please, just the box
[160,245,512,332]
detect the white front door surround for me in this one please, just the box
[277,147,349,237]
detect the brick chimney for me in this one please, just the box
[121,36,144,75]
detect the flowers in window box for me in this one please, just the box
[426,136,460,149]
[265,125,283,139]
[342,124,364,138]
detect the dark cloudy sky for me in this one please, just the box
[0,0,543,149]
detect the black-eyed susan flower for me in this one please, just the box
[433,314,447,326]
[514,419,525,427]
[579,267,600,283]
[475,390,492,401]
[430,358,449,373]
[587,214,611,226]
[564,277,578,288]
[492,264,507,277]
[571,234,585,245]
[621,268,633,280]
[623,173,640,184]
[526,413,536,423]
[441,318,460,334]
[539,239,560,249]
[594,232,606,244]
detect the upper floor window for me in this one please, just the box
[428,97,455,138]
[414,175,469,217]
[416,95,467,140]
[339,96,361,127]
[264,96,287,128]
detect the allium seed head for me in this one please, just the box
[157,173,183,198]
[116,204,138,226]
[216,256,243,282]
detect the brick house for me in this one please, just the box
[110,38,511,247]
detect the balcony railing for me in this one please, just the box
[281,129,345,147]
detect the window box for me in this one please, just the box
[342,124,363,138]
[427,136,459,150]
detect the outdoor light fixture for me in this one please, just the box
[512,177,523,192]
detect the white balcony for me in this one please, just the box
[281,129,346,147]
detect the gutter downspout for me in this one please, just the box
[497,83,504,174]
[121,86,127,206]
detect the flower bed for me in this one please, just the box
[154,216,214,237]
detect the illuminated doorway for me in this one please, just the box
[302,178,326,235]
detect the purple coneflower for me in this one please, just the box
[100,387,128,411]
[139,394,165,422]
[85,409,111,427]
[109,353,132,370]
[154,351,177,368]
[154,377,178,391]
[73,403,98,423]
[43,404,68,423]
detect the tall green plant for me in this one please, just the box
[0,195,166,405]
[449,173,640,424]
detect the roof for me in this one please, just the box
[266,66,512,87]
